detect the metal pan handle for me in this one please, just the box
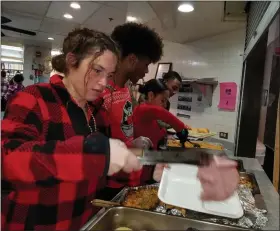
[91,199,120,208]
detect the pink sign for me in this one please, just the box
[218,82,237,110]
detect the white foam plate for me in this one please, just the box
[158,164,244,219]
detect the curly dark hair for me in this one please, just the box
[111,22,163,63]
[52,28,120,74]
[13,74,24,83]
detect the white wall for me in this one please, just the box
[144,29,246,143]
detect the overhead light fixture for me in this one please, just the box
[64,13,73,19]
[48,37,54,41]
[70,2,81,9]
[126,16,137,22]
[178,3,194,13]
[1,58,23,63]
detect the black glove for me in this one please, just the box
[176,128,189,146]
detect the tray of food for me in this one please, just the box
[167,140,224,150]
[188,128,217,139]
[239,172,261,195]
[81,207,250,230]
[167,128,216,139]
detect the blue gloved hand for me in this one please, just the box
[176,128,189,146]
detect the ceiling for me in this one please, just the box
[1,1,246,49]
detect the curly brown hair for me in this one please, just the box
[52,28,120,74]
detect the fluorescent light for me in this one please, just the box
[64,13,73,19]
[1,45,23,52]
[70,2,80,9]
[1,58,23,63]
[51,50,62,57]
[178,3,194,13]
[126,16,137,22]
[48,37,54,41]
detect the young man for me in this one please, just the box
[95,22,164,199]
[161,71,182,110]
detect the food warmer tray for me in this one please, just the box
[239,172,261,195]
[81,207,250,231]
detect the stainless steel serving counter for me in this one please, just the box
[238,157,279,230]
[82,157,279,230]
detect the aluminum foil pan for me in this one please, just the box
[114,183,268,230]
[113,183,160,207]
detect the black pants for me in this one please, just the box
[95,187,124,201]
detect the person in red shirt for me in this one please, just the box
[95,23,164,199]
[1,28,156,230]
[133,79,241,202]
[134,79,188,149]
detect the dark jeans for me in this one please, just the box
[1,97,7,112]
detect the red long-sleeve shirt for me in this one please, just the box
[1,75,110,230]
[95,81,150,188]
[133,103,185,149]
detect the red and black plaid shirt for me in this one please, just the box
[1,75,111,230]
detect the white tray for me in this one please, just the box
[158,164,244,219]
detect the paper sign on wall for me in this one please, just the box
[218,82,237,110]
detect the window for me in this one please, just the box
[1,44,24,79]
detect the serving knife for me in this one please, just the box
[130,148,225,166]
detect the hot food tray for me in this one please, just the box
[239,172,261,195]
[81,207,249,230]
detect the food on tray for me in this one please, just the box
[115,227,132,231]
[159,201,186,216]
[167,139,182,147]
[123,188,159,210]
[239,177,253,189]
[191,128,210,134]
[167,140,223,150]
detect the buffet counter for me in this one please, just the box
[238,157,279,230]
[82,157,279,231]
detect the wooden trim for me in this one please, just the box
[273,95,280,190]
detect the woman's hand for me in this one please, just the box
[153,164,169,182]
[108,139,142,176]
[198,156,239,201]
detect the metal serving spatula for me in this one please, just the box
[130,148,225,166]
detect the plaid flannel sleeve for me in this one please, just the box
[1,90,110,189]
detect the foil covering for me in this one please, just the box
[113,177,268,230]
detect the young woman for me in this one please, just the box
[1,28,151,230]
[133,79,188,149]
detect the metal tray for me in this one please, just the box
[239,172,261,195]
[81,207,250,231]
[235,159,245,172]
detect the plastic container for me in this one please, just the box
[256,140,266,165]
[158,164,244,219]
